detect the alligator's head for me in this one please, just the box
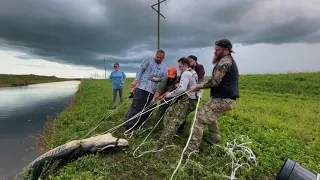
[81,133,129,152]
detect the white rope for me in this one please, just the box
[136,95,174,132]
[135,145,178,158]
[91,100,154,138]
[124,109,155,139]
[124,93,151,135]
[136,107,155,131]
[170,96,201,180]
[94,90,191,137]
[215,136,258,180]
[82,98,129,139]
[182,151,197,168]
[162,98,170,105]
[316,173,320,180]
[133,98,178,158]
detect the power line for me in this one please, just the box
[160,0,198,24]
[161,0,209,48]
[151,0,167,50]
[104,57,106,79]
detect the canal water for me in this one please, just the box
[0,81,80,180]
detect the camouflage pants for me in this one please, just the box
[158,99,171,118]
[158,95,197,146]
[187,98,237,152]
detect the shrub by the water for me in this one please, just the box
[0,74,73,87]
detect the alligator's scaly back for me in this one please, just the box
[24,133,128,180]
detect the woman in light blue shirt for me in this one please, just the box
[109,62,126,106]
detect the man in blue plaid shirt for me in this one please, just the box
[124,49,168,132]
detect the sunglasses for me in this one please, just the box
[114,66,118,68]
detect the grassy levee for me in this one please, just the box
[30,72,320,179]
[0,74,75,87]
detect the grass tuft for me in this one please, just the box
[25,72,320,179]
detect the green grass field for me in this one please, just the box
[25,72,320,179]
[0,74,75,87]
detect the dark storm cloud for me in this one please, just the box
[0,0,319,73]
[239,18,320,45]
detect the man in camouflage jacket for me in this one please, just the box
[188,39,239,153]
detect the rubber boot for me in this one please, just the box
[176,121,186,135]
[207,121,221,144]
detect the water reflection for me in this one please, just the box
[0,81,80,180]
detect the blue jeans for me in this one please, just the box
[113,88,123,105]
[125,88,155,131]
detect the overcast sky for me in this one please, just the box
[0,0,320,78]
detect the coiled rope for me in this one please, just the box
[214,136,258,180]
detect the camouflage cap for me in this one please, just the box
[215,39,234,53]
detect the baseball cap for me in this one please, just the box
[215,39,234,53]
[187,55,197,61]
[167,67,177,78]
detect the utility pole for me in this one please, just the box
[104,57,106,79]
[151,0,166,50]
